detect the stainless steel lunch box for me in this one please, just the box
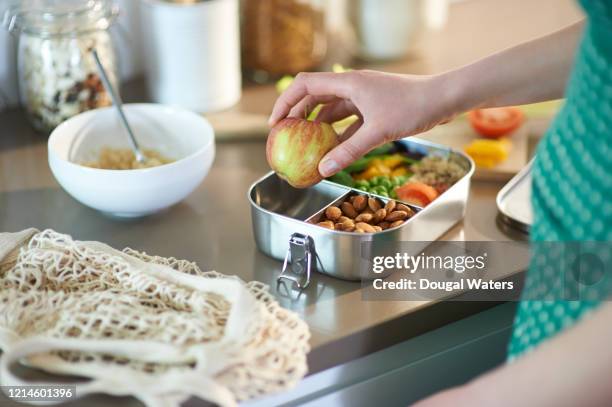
[248,138,475,284]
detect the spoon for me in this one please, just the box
[91,49,145,163]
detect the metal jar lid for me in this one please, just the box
[3,0,118,37]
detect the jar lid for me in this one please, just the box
[3,0,118,37]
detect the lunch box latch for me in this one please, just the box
[278,233,314,290]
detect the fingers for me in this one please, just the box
[269,72,354,126]
[316,99,361,124]
[287,95,339,120]
[319,124,380,177]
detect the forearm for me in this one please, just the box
[268,20,586,174]
[440,20,584,114]
[463,303,612,407]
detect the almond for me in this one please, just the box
[385,210,408,222]
[341,219,355,232]
[378,221,390,230]
[384,200,396,212]
[396,203,414,216]
[390,220,405,228]
[362,207,375,215]
[355,213,374,223]
[317,220,335,229]
[373,208,387,223]
[356,222,376,233]
[368,197,382,212]
[341,202,359,219]
[352,195,368,211]
[373,226,383,232]
[325,206,342,221]
[355,227,365,233]
[338,216,351,223]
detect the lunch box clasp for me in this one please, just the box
[278,233,314,290]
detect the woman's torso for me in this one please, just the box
[508,0,612,359]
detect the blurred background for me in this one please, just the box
[0,0,582,120]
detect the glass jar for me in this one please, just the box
[241,0,327,80]
[4,0,119,133]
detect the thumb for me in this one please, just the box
[318,125,378,177]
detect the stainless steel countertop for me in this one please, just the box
[0,87,531,407]
[0,106,525,365]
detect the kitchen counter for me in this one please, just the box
[0,107,526,407]
[0,0,582,405]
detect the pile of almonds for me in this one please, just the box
[313,194,415,233]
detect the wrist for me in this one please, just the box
[433,68,473,119]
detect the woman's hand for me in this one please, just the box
[268,70,457,177]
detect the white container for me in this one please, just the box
[48,103,215,217]
[350,0,422,60]
[140,0,241,113]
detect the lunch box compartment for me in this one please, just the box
[250,173,350,221]
[304,190,421,225]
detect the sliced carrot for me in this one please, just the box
[395,182,440,207]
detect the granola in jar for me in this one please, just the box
[241,0,327,78]
[5,0,119,133]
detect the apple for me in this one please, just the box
[266,118,339,188]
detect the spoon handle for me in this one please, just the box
[92,50,145,163]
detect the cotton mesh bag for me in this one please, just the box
[0,229,310,407]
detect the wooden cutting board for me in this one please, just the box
[204,110,269,140]
[417,119,529,181]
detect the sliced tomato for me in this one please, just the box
[468,107,524,138]
[395,182,440,207]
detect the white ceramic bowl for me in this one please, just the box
[48,103,215,217]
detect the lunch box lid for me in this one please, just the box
[496,159,534,234]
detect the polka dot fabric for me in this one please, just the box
[508,0,612,360]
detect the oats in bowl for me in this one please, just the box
[83,148,174,170]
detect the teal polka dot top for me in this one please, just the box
[508,0,612,359]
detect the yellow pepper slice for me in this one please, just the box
[391,167,408,177]
[381,154,405,169]
[373,160,392,175]
[464,138,512,168]
[354,166,382,180]
[354,156,404,180]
